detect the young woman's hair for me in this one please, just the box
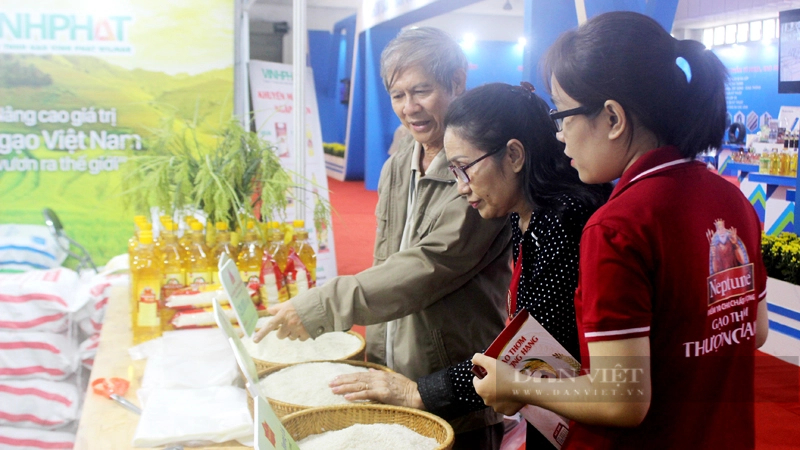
[380,27,467,93]
[444,83,611,213]
[543,11,729,158]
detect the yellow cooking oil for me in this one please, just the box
[292,221,316,286]
[186,221,213,289]
[238,220,264,288]
[131,231,162,344]
[211,222,237,283]
[159,222,185,330]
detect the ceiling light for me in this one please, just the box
[503,0,512,11]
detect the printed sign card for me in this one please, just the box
[254,395,299,450]
[473,309,580,448]
[212,297,261,395]
[218,253,258,337]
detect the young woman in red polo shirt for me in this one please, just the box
[472,11,770,449]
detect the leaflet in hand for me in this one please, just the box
[472,308,580,379]
[472,309,581,449]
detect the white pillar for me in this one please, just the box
[293,0,307,222]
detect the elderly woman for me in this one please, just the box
[254,28,512,449]
[330,83,611,449]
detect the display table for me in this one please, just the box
[74,285,248,449]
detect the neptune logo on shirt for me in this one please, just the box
[706,219,754,305]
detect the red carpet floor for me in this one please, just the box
[326,177,800,448]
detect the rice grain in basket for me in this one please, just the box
[241,330,362,365]
[260,362,367,406]
[297,423,438,450]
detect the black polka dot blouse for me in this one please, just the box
[416,194,593,419]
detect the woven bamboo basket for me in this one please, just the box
[281,404,455,449]
[249,330,366,372]
[247,359,392,419]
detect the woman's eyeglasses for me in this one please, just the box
[448,146,505,184]
[549,106,595,132]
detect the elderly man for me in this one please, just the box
[254,27,511,449]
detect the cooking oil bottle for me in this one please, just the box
[231,229,242,254]
[128,218,151,265]
[211,222,237,283]
[205,219,217,249]
[186,221,213,289]
[238,220,263,287]
[292,221,317,286]
[160,222,185,330]
[267,221,290,273]
[266,221,290,302]
[770,147,781,175]
[131,231,162,344]
[781,141,792,176]
[759,147,771,173]
[179,217,196,255]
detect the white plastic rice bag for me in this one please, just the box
[0,331,78,380]
[140,328,238,389]
[0,269,83,332]
[132,386,251,447]
[0,425,74,449]
[0,379,79,429]
[0,225,67,271]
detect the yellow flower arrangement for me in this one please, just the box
[762,232,800,284]
[323,142,346,158]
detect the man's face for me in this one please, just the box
[388,65,461,151]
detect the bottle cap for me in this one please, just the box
[190,222,204,231]
[293,219,305,228]
[215,222,228,231]
[139,222,153,231]
[139,231,154,244]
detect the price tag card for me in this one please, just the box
[212,298,261,392]
[212,297,238,342]
[229,336,260,392]
[254,395,299,450]
[218,253,258,337]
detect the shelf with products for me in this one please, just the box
[748,173,798,187]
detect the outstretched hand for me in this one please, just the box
[252,301,310,342]
[330,369,425,409]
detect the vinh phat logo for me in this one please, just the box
[706,219,754,306]
[0,11,134,56]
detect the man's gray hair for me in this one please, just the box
[380,27,468,93]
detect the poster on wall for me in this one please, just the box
[248,60,338,284]
[0,0,234,264]
[714,42,800,133]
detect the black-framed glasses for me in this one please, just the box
[448,146,505,184]
[549,106,595,132]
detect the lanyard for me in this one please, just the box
[507,242,523,318]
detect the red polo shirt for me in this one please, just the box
[564,146,766,450]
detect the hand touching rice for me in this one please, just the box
[253,301,309,342]
[329,369,425,409]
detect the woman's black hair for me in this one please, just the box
[543,11,728,158]
[444,82,611,214]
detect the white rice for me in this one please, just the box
[242,329,361,364]
[259,362,367,406]
[297,423,439,450]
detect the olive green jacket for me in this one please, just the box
[292,141,511,431]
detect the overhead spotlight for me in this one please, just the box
[517,37,527,47]
[461,33,476,50]
[503,0,512,11]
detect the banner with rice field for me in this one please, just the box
[0,0,234,265]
